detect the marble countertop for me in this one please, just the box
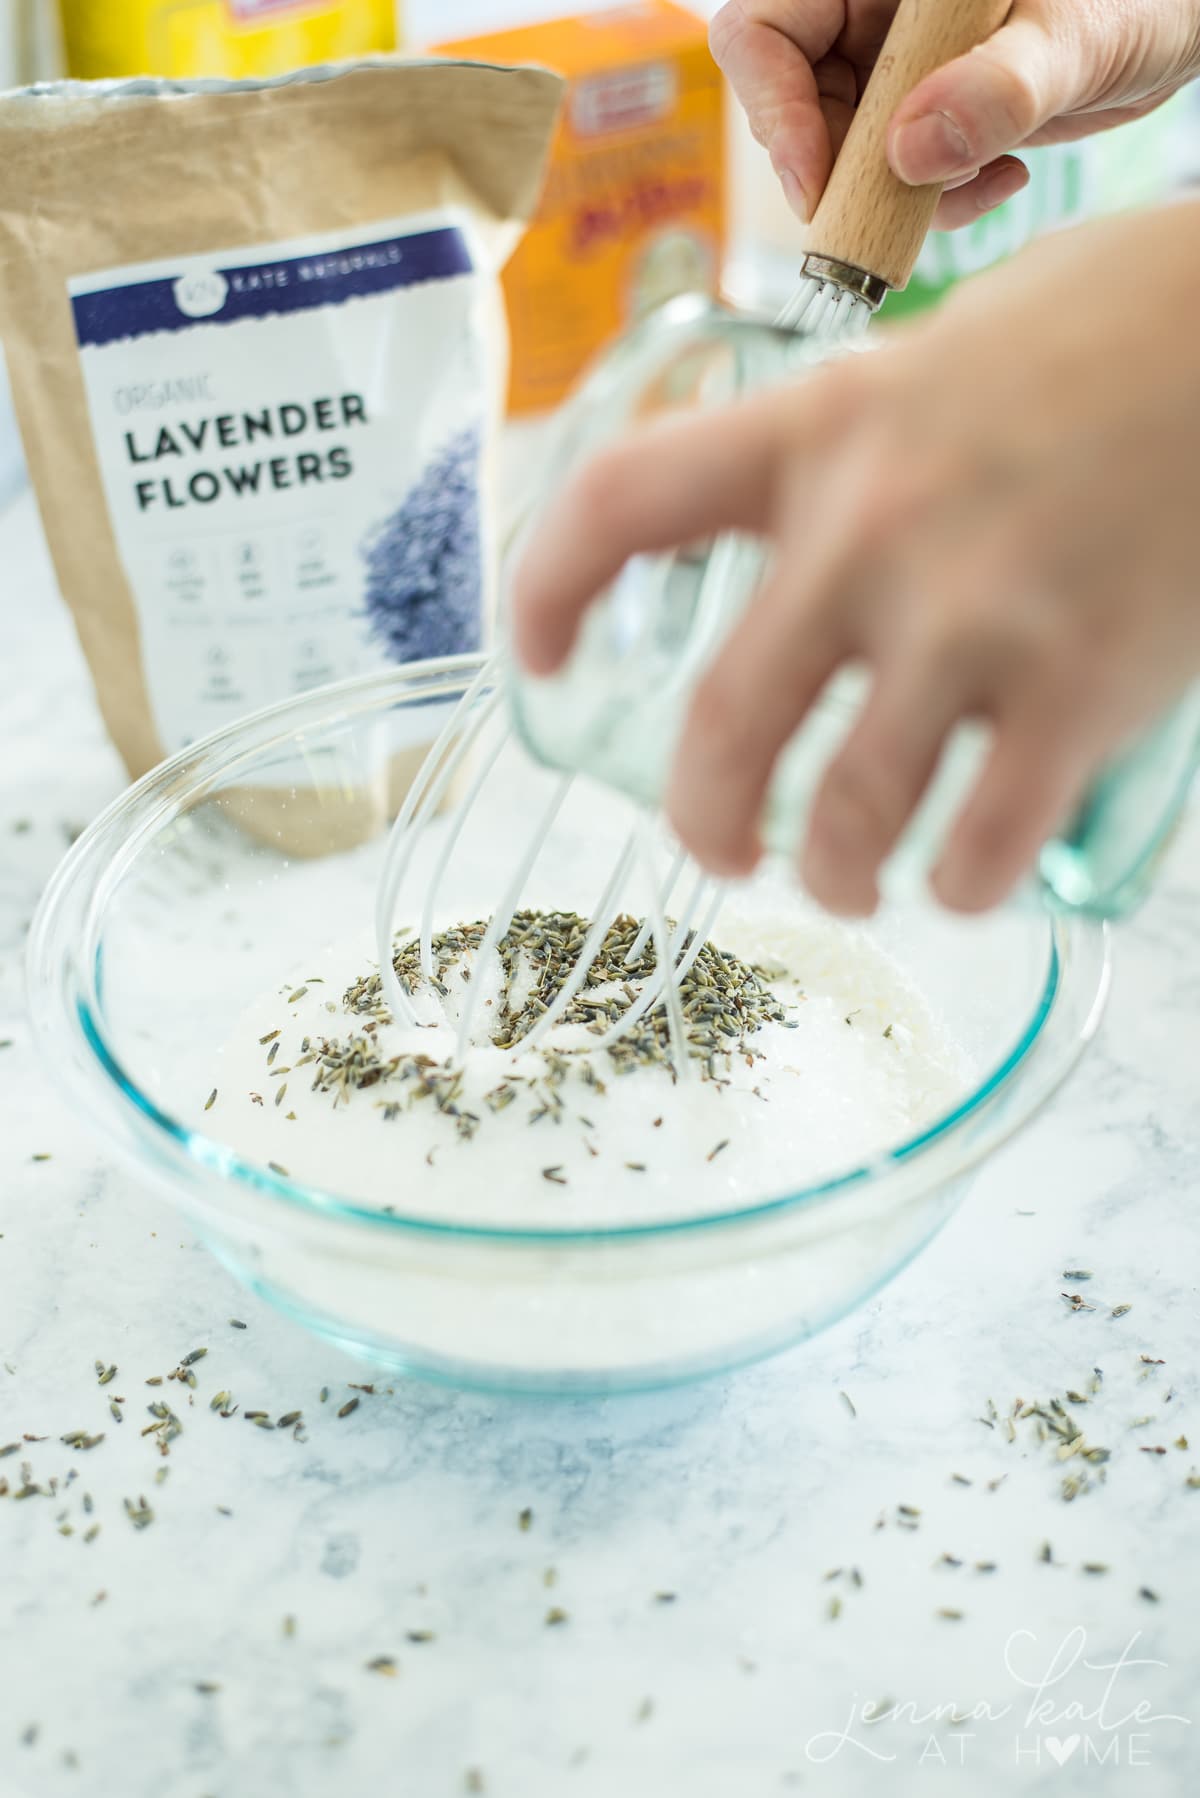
[2,484,1199,1798]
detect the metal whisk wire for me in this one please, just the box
[376,660,501,1031]
[450,761,576,1063]
[374,651,730,1071]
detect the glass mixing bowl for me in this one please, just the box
[27,654,1110,1395]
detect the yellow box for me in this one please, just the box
[437,2,724,416]
[59,0,397,81]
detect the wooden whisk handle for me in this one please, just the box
[807,0,1012,293]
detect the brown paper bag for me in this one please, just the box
[0,59,560,850]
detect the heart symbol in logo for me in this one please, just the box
[1044,1735,1081,1766]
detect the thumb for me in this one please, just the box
[887,13,1078,185]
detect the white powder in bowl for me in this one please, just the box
[205,907,973,1228]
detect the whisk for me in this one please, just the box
[787,0,1013,335]
[374,657,712,1073]
[375,0,1012,1063]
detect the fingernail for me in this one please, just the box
[778,167,812,224]
[890,111,973,184]
[976,159,1029,212]
[800,832,877,919]
[930,848,989,915]
[515,628,565,678]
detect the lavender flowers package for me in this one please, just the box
[0,59,560,843]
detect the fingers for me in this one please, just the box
[665,553,848,878]
[933,156,1030,229]
[709,1,839,219]
[801,657,968,916]
[933,712,1093,913]
[665,607,1094,918]
[889,14,1074,185]
[512,384,833,676]
[713,0,1058,229]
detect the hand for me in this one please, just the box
[710,0,1200,228]
[513,204,1200,916]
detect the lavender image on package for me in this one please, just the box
[361,424,484,662]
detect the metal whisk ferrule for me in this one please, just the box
[799,256,890,314]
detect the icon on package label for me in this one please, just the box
[173,269,229,320]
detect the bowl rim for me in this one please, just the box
[29,653,1113,1245]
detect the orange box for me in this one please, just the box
[436,3,725,415]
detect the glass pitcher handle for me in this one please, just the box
[1039,689,1200,918]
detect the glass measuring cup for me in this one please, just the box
[509,293,1199,919]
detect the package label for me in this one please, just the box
[68,212,488,762]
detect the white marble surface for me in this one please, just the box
[1,483,1199,1798]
